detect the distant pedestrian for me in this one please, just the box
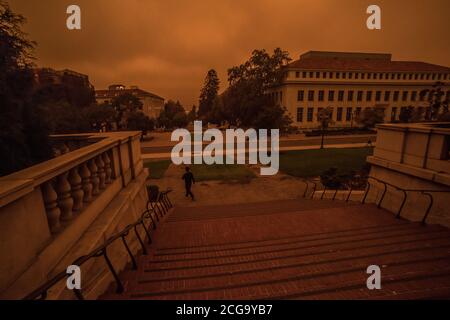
[367,138,373,147]
[182,166,195,200]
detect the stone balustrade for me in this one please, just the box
[0,131,150,299]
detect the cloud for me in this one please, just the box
[9,0,450,108]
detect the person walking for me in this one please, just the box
[182,166,195,200]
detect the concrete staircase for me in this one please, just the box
[100,199,450,300]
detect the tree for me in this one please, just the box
[109,93,143,129]
[157,100,188,129]
[420,82,449,120]
[221,48,292,131]
[398,106,415,123]
[198,69,220,121]
[317,107,334,149]
[187,105,198,122]
[356,107,385,129]
[127,111,154,138]
[0,1,52,176]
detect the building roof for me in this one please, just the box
[95,87,164,101]
[286,51,450,73]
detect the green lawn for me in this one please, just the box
[279,147,373,178]
[190,163,256,183]
[144,160,172,179]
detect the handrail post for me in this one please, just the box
[121,233,138,270]
[362,180,371,204]
[332,189,338,201]
[321,186,327,200]
[421,192,434,225]
[377,182,388,208]
[395,189,408,219]
[346,187,353,202]
[101,249,124,293]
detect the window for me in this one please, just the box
[420,74,424,80]
[397,74,401,80]
[316,72,320,78]
[411,91,417,101]
[296,107,304,122]
[346,107,352,121]
[297,90,304,101]
[309,72,314,78]
[366,91,372,101]
[342,72,347,79]
[355,73,359,79]
[323,72,327,78]
[391,107,397,121]
[403,74,407,80]
[432,74,436,80]
[375,91,381,102]
[361,73,365,80]
[393,91,399,101]
[384,91,391,101]
[414,74,419,80]
[438,74,442,80]
[308,90,314,101]
[329,72,333,79]
[373,73,378,80]
[356,107,362,118]
[420,91,426,101]
[367,73,372,80]
[307,107,314,122]
[318,90,324,101]
[336,72,340,79]
[409,74,413,80]
[391,73,395,80]
[385,73,389,80]
[279,91,282,102]
[302,72,307,78]
[357,91,363,101]
[349,73,353,79]
[426,74,430,80]
[338,90,345,101]
[295,71,300,78]
[402,91,408,101]
[328,90,335,101]
[337,107,343,121]
[348,90,354,101]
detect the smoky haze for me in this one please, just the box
[10,0,450,108]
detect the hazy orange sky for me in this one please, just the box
[10,0,450,108]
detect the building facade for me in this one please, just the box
[96,84,165,119]
[270,51,450,129]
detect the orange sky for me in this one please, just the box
[10,0,450,108]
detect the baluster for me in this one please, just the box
[42,181,61,233]
[69,167,84,212]
[96,155,106,190]
[103,152,112,184]
[60,143,70,154]
[81,162,93,203]
[56,172,74,221]
[89,158,100,196]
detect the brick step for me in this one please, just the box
[132,245,450,297]
[138,239,450,293]
[150,224,437,262]
[155,220,415,255]
[165,199,359,223]
[128,256,450,300]
[142,230,450,272]
[274,268,450,300]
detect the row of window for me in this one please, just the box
[297,89,450,103]
[293,71,449,81]
[295,106,424,123]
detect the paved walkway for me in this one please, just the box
[101,199,450,300]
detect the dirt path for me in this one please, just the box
[147,164,315,207]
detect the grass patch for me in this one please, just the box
[144,160,171,179]
[280,147,373,178]
[189,163,256,183]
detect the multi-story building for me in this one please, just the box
[95,84,165,119]
[270,51,450,129]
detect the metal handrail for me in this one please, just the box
[23,191,173,300]
[362,176,450,223]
